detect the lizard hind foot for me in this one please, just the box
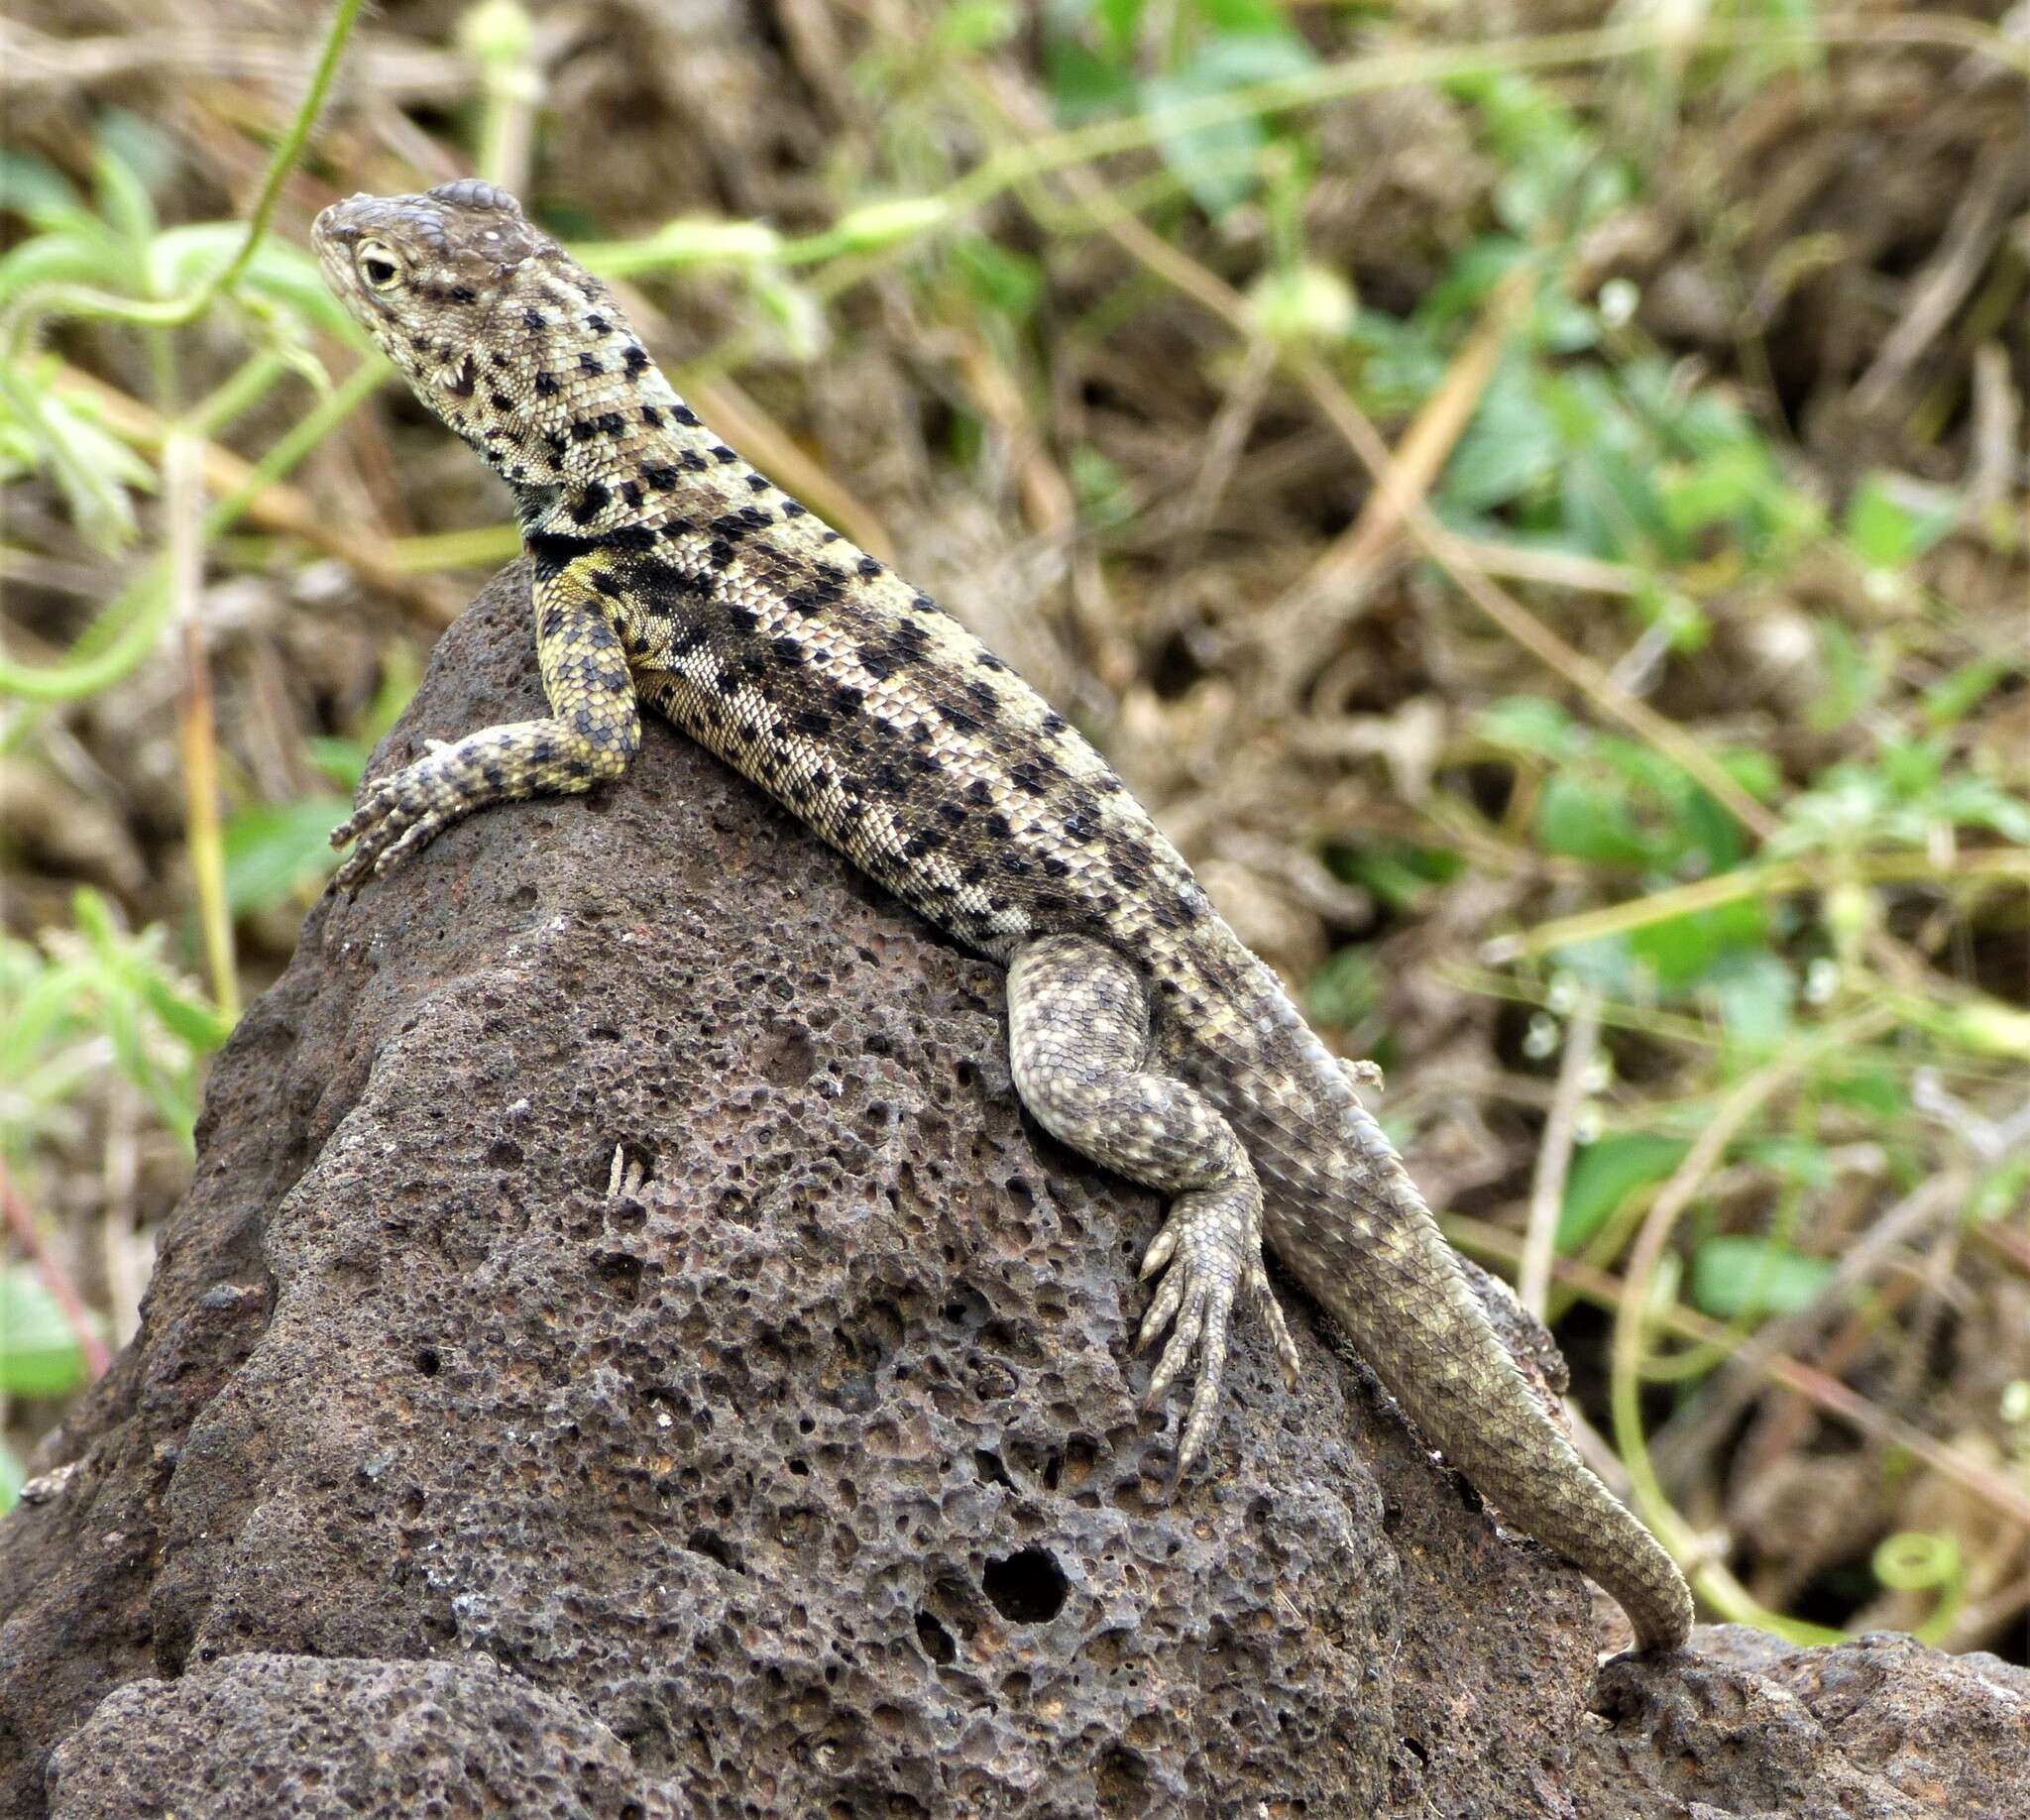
[1002,934,1297,1486]
[1136,1177,1299,1480]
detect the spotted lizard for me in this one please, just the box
[313,179,1694,1652]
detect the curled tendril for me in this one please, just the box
[1870,1532,1965,1646]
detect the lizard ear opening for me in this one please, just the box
[356,239,403,290]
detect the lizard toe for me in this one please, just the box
[375,808,451,874]
[1144,1276,1209,1403]
[1250,1264,1301,1387]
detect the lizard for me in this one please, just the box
[312,178,1695,1654]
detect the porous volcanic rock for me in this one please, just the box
[47,1651,682,1819]
[1577,1628,2030,1818]
[6,566,2021,1818]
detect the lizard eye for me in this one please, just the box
[356,240,403,290]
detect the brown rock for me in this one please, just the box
[6,567,2020,1817]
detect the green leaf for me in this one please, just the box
[138,971,234,1054]
[1558,1133,1689,1249]
[0,365,158,551]
[1304,946,1383,1027]
[0,1264,90,1398]
[1139,33,1315,218]
[1661,441,1773,536]
[1534,772,1655,866]
[1627,898,1767,992]
[146,226,363,342]
[91,132,159,255]
[1703,949,1794,1048]
[1046,42,1134,120]
[950,236,1043,319]
[1559,430,1670,564]
[1477,694,1579,760]
[1819,1059,1906,1118]
[304,737,371,790]
[0,149,82,227]
[1691,1236,1835,1319]
[1923,654,2008,727]
[1416,235,1528,326]
[1195,0,1292,31]
[1329,841,1463,914]
[0,229,130,310]
[1743,1136,1836,1191]
[223,795,351,916]
[1441,362,1559,513]
[935,0,1018,52]
[1844,472,1958,570]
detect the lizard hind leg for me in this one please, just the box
[1007,936,1299,1480]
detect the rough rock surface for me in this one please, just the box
[1581,1629,2030,1819]
[48,1652,681,1819]
[4,566,2023,1818]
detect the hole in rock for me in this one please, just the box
[982,1546,1069,1623]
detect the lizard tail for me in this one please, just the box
[1326,1100,1695,1653]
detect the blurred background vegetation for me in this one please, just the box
[1,0,2025,1655]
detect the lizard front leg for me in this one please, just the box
[1007,935,1299,1478]
[332,561,641,888]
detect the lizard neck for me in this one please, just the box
[443,247,733,536]
[505,362,730,539]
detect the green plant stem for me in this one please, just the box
[204,0,368,301]
[0,362,385,704]
[939,15,2026,236]
[0,1170,110,1382]
[386,523,525,572]
[1,0,366,361]
[202,360,386,535]
[579,14,2027,311]
[1608,1008,1896,1642]
[184,349,289,441]
[0,569,175,705]
[1482,847,2030,963]
[1446,1211,2030,1539]
[1872,1532,1966,1646]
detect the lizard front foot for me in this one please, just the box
[331,742,465,891]
[1136,1179,1299,1481]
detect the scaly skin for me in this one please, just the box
[313,180,1694,1652]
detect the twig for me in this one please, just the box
[1263,265,1534,698]
[1609,1010,1902,1633]
[1520,983,1600,1317]
[49,363,465,622]
[1,0,368,354]
[1849,147,2027,417]
[689,375,897,565]
[0,19,466,98]
[164,433,238,1019]
[975,89,1784,843]
[1654,1173,1968,1479]
[0,1170,111,1382]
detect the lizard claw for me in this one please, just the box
[329,749,458,891]
[1250,1260,1301,1388]
[1134,1175,1292,1479]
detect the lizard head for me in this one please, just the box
[314,180,693,512]
[313,179,562,410]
